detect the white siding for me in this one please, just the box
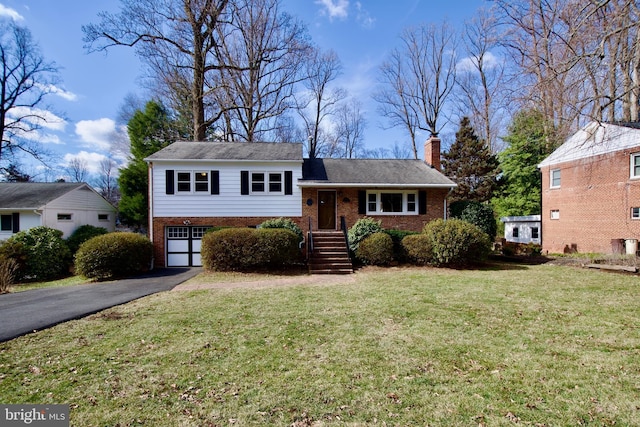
[0,211,41,240]
[41,186,116,237]
[151,161,303,217]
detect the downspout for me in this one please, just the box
[148,162,154,243]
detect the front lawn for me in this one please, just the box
[0,264,638,426]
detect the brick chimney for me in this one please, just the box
[424,135,441,171]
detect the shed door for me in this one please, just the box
[166,226,210,267]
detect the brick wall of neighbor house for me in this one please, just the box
[301,187,448,232]
[541,148,640,254]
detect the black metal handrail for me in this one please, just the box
[308,217,314,257]
[340,216,350,255]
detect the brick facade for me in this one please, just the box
[540,148,640,254]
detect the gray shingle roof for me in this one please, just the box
[301,159,456,188]
[0,182,85,209]
[145,141,303,162]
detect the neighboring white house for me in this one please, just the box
[501,215,542,244]
[0,182,117,240]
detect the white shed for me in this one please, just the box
[501,215,541,244]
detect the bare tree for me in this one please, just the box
[96,157,119,205]
[0,22,59,168]
[83,0,230,141]
[296,48,345,158]
[333,98,367,159]
[454,9,508,152]
[66,158,89,182]
[375,22,457,159]
[214,0,312,142]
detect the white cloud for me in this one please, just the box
[355,2,375,29]
[457,51,501,73]
[7,106,67,131]
[35,83,78,101]
[0,4,24,21]
[63,151,108,175]
[316,0,349,20]
[75,118,118,151]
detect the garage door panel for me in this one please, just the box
[167,240,189,252]
[168,253,189,267]
[166,225,210,267]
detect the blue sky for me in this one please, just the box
[0,0,487,181]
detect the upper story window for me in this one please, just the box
[550,169,561,188]
[251,172,283,194]
[550,209,560,220]
[366,191,418,215]
[177,172,191,192]
[194,172,209,192]
[632,207,640,219]
[177,171,209,193]
[251,172,265,192]
[269,173,282,192]
[631,153,640,179]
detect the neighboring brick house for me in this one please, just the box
[0,182,117,240]
[538,121,640,254]
[145,137,455,267]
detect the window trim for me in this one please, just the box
[631,207,640,220]
[550,209,560,220]
[365,190,419,216]
[57,213,73,221]
[512,227,519,238]
[194,171,210,193]
[98,214,110,222]
[250,171,284,195]
[531,227,539,239]
[176,171,192,193]
[631,153,640,179]
[550,169,561,188]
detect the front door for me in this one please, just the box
[318,190,337,230]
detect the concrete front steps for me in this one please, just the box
[308,230,353,274]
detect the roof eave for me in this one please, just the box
[297,182,457,188]
[145,158,303,163]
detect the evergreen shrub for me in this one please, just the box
[259,217,304,243]
[356,232,394,266]
[75,232,153,280]
[347,217,383,253]
[2,226,71,281]
[401,234,433,265]
[66,225,109,254]
[423,219,491,267]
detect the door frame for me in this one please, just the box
[317,190,337,230]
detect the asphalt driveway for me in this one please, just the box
[0,267,200,342]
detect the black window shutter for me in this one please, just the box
[284,171,293,195]
[165,170,175,195]
[419,191,427,215]
[358,190,366,214]
[12,213,19,233]
[241,171,249,195]
[211,170,220,195]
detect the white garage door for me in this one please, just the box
[166,226,210,267]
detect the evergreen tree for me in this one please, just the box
[118,100,175,229]
[491,109,558,218]
[442,117,499,203]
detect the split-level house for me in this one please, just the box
[0,182,117,240]
[145,136,456,269]
[538,121,640,254]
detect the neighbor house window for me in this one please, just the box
[194,171,209,192]
[550,210,560,220]
[512,227,519,238]
[631,153,640,178]
[177,172,191,192]
[57,213,72,221]
[98,214,109,221]
[0,215,12,231]
[532,227,539,239]
[366,191,418,215]
[551,169,561,188]
[632,207,640,219]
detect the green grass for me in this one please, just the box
[10,275,88,292]
[1,264,639,426]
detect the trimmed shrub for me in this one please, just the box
[66,225,109,254]
[259,217,304,243]
[423,219,491,267]
[0,239,28,280]
[75,232,153,280]
[356,232,393,266]
[402,234,433,265]
[255,228,302,266]
[449,200,497,242]
[2,226,72,281]
[201,227,301,271]
[385,229,418,263]
[347,217,383,253]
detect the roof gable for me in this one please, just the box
[145,141,303,162]
[0,182,86,209]
[539,121,640,168]
[300,158,456,188]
